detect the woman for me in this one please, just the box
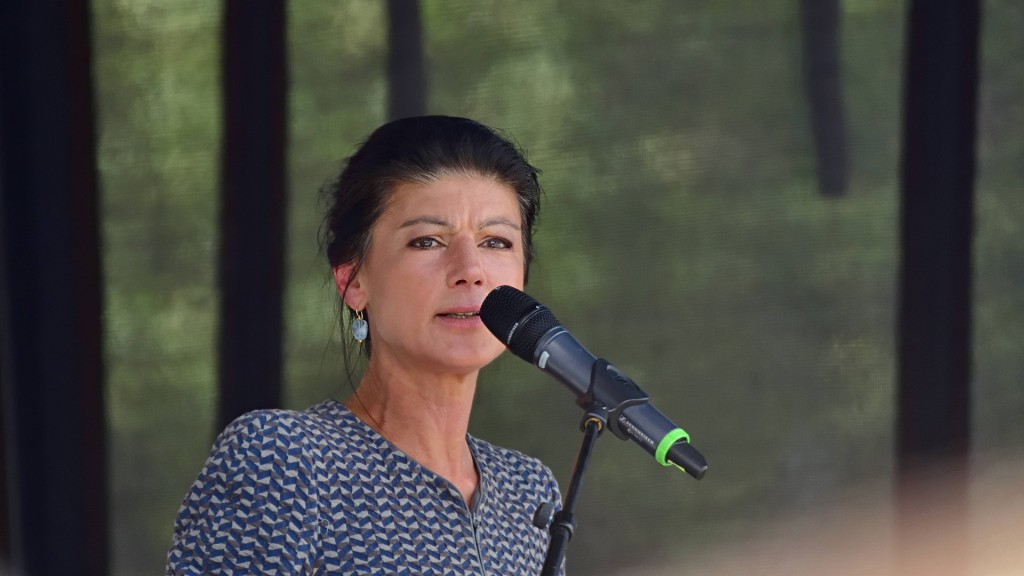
[167,116,562,575]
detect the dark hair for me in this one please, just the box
[320,115,542,356]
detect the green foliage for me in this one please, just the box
[284,0,388,408]
[974,0,1024,464]
[93,1,222,573]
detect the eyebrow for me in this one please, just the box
[398,216,521,231]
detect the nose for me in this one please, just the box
[447,236,485,288]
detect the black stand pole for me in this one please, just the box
[539,406,607,576]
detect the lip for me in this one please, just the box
[435,306,484,328]
[436,306,482,316]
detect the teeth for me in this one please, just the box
[444,312,478,318]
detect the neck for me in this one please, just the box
[345,354,480,504]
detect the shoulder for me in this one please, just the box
[210,400,350,456]
[205,409,307,467]
[170,403,348,545]
[216,408,309,443]
[168,405,338,573]
[190,400,362,497]
[469,435,557,487]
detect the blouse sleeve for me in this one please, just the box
[166,411,320,575]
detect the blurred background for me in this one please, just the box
[2,1,1022,575]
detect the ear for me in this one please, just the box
[332,263,367,310]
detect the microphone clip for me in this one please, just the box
[576,359,651,442]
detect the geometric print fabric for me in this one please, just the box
[167,400,563,575]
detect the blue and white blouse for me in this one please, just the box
[167,400,562,575]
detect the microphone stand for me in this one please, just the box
[538,405,606,576]
[537,360,652,576]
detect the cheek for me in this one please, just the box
[365,294,415,348]
[499,257,527,289]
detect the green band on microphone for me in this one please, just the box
[655,428,690,467]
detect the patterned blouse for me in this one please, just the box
[167,400,563,575]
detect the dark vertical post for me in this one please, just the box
[0,330,8,562]
[217,0,288,429]
[387,0,427,119]
[0,1,108,575]
[799,0,848,197]
[897,1,980,574]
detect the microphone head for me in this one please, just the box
[480,286,561,362]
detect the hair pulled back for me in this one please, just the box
[320,115,542,355]
[322,115,541,274]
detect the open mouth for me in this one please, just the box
[439,311,480,319]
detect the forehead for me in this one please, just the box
[382,173,521,223]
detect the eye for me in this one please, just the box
[481,237,513,250]
[409,237,443,249]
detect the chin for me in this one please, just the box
[438,343,505,374]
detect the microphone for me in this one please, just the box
[481,285,707,480]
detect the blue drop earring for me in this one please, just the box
[352,309,368,343]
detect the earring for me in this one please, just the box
[351,309,368,343]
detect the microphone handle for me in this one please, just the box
[533,328,708,480]
[533,328,595,398]
[617,405,707,480]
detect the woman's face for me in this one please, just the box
[351,172,526,376]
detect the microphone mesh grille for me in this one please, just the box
[481,286,561,362]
